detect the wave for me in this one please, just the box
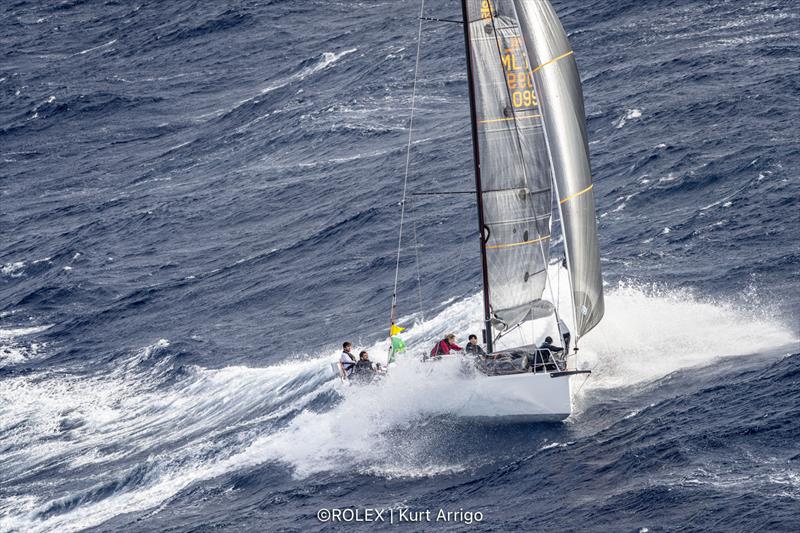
[0,325,51,368]
[0,278,796,530]
[196,48,358,121]
[260,278,798,478]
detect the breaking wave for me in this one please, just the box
[2,283,795,531]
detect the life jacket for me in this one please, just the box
[430,339,448,357]
[341,352,356,374]
[354,360,373,373]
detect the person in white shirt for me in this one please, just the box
[339,341,356,378]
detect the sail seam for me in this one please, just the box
[479,113,541,124]
[482,186,550,194]
[559,183,593,204]
[486,234,550,249]
[488,213,552,225]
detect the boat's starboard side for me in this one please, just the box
[454,371,571,422]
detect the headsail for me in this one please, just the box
[512,0,605,337]
[462,0,555,334]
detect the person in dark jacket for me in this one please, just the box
[465,334,487,356]
[532,336,563,369]
[354,351,374,371]
[352,350,377,383]
[539,336,563,354]
[430,334,463,357]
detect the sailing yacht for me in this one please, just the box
[384,0,605,422]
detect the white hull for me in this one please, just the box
[454,370,572,422]
[332,356,573,422]
[426,356,572,422]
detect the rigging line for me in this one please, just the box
[494,320,524,342]
[572,331,603,394]
[390,0,426,326]
[557,255,562,323]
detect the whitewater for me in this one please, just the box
[1,284,796,532]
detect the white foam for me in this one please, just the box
[540,441,573,451]
[258,275,798,480]
[575,282,798,391]
[0,340,337,532]
[1,261,25,277]
[76,39,117,55]
[663,461,799,501]
[0,325,51,367]
[0,325,51,339]
[260,356,483,480]
[614,108,642,129]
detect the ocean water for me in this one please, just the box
[1,0,799,531]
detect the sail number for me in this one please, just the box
[480,0,493,19]
[503,39,538,109]
[511,90,536,108]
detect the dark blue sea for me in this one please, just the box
[1,0,799,531]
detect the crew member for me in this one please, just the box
[352,350,377,382]
[539,336,564,354]
[465,334,487,356]
[339,341,357,378]
[532,336,563,369]
[430,333,462,357]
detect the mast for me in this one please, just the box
[460,0,493,353]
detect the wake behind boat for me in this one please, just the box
[334,0,605,422]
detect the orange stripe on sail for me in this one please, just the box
[559,184,593,204]
[531,50,574,74]
[486,234,550,250]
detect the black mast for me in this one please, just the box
[460,0,493,353]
